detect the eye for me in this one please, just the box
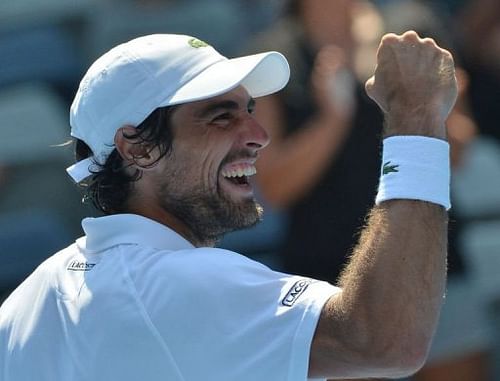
[210,112,233,125]
[213,112,231,120]
[248,104,256,115]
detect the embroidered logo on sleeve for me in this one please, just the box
[67,260,96,271]
[382,161,400,175]
[282,279,312,307]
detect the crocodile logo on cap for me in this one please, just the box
[188,38,209,48]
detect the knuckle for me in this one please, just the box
[381,33,399,44]
[402,30,420,40]
[422,37,437,46]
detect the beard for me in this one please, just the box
[156,177,263,247]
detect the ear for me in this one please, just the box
[114,125,162,169]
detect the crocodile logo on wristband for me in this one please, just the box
[382,161,400,175]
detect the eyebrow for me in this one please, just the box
[197,98,256,117]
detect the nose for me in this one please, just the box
[241,115,270,151]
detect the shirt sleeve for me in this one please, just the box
[134,248,340,381]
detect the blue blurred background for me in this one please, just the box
[1,0,500,379]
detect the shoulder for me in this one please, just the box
[129,246,272,288]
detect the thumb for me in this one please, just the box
[365,75,387,112]
[365,75,375,99]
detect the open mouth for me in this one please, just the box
[225,176,249,185]
[220,163,256,194]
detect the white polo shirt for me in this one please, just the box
[0,214,339,381]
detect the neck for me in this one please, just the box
[125,202,216,248]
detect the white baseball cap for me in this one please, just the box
[67,34,290,183]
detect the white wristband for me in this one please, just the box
[375,136,451,210]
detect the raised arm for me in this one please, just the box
[309,31,458,379]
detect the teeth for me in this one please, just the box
[222,165,256,178]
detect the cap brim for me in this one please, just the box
[159,51,290,106]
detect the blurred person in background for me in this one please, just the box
[454,0,500,150]
[455,0,500,144]
[248,0,384,286]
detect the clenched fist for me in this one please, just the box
[365,31,458,139]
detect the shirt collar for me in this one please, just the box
[78,213,195,253]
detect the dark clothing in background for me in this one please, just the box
[275,30,383,283]
[464,60,500,143]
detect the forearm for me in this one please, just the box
[311,201,447,379]
[339,201,446,365]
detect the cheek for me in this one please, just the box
[169,129,234,185]
[199,151,225,186]
[170,145,224,188]
[190,136,232,170]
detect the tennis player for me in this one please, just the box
[0,31,456,381]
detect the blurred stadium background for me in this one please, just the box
[1,0,500,379]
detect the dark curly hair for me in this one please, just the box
[75,106,176,214]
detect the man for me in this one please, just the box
[0,32,456,380]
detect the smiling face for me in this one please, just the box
[129,86,270,246]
